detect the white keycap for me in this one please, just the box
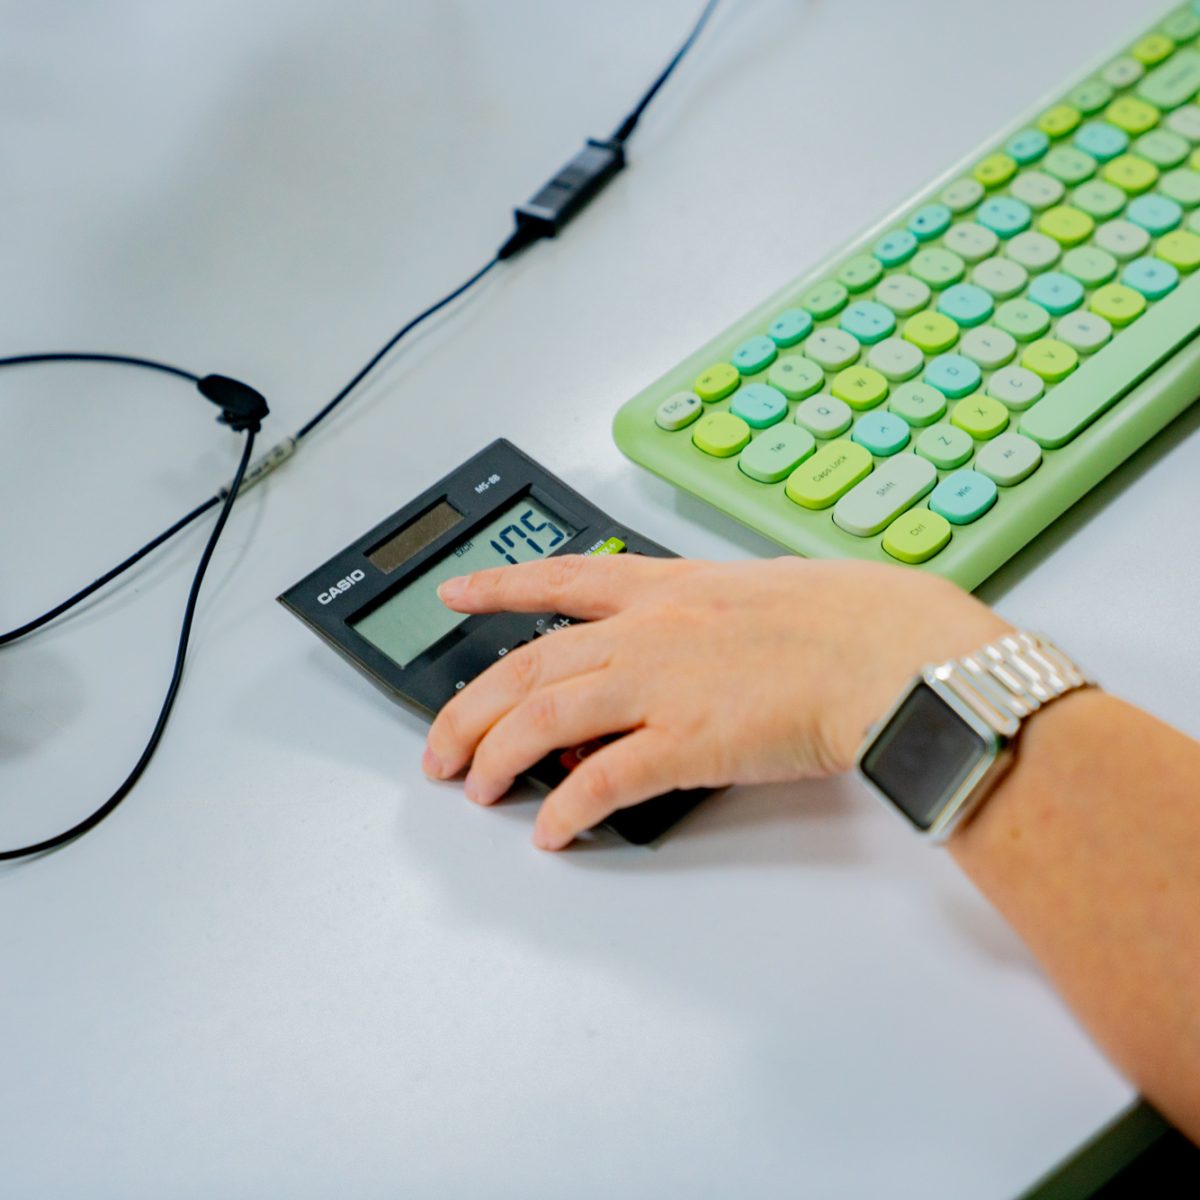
[1010,170,1066,211]
[1055,311,1113,354]
[944,221,999,263]
[655,391,703,431]
[804,328,860,371]
[975,432,1042,486]
[1166,106,1200,144]
[987,365,1045,411]
[867,337,923,381]
[960,325,1017,369]
[942,178,985,212]
[1006,231,1061,273]
[875,273,932,316]
[972,256,1028,299]
[1102,56,1144,88]
[793,393,852,438]
[832,453,936,537]
[1095,219,1150,260]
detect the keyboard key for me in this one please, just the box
[730,382,789,427]
[655,391,703,431]
[1122,255,1180,298]
[839,300,896,345]
[977,196,1032,238]
[1131,34,1174,68]
[1005,230,1061,272]
[974,153,1018,189]
[767,355,823,399]
[1160,12,1200,42]
[784,439,873,510]
[794,393,852,438]
[995,298,1051,341]
[1044,146,1097,184]
[904,310,959,353]
[1134,128,1190,167]
[838,254,884,293]
[1165,107,1200,143]
[739,425,816,482]
[1155,228,1200,271]
[694,363,739,402]
[972,256,1028,298]
[944,221,999,263]
[908,203,953,241]
[1067,79,1113,115]
[959,325,1017,369]
[876,273,932,316]
[987,365,1045,410]
[1038,104,1082,138]
[1191,209,1200,234]
[1159,167,1200,208]
[1089,281,1147,325]
[888,381,947,427]
[1021,337,1079,382]
[974,432,1043,486]
[1102,57,1144,89]
[850,410,911,457]
[950,393,1009,440]
[882,508,952,564]
[867,337,924,381]
[768,308,815,348]
[936,282,994,327]
[802,280,849,318]
[731,335,778,374]
[1010,171,1065,210]
[942,177,985,213]
[1060,245,1118,285]
[929,469,998,525]
[911,247,966,289]
[925,353,982,398]
[1094,217,1151,259]
[1007,128,1050,163]
[831,365,889,410]
[1055,310,1113,353]
[1027,271,1085,315]
[1126,193,1183,234]
[1038,205,1095,245]
[805,328,861,370]
[1073,120,1129,161]
[1105,95,1160,135]
[692,411,750,457]
[833,453,934,536]
[1102,153,1159,193]
[1135,47,1200,109]
[1070,179,1127,219]
[915,422,974,469]
[874,229,918,267]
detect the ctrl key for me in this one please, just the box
[882,508,952,564]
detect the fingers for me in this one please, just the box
[532,729,678,851]
[436,552,691,620]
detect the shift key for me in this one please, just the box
[832,453,937,536]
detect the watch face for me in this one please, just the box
[860,682,992,831]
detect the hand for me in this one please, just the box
[421,554,1011,850]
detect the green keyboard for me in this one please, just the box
[613,3,1200,592]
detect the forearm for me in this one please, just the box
[948,688,1200,1140]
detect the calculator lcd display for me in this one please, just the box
[352,497,576,667]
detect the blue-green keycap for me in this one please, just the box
[731,335,778,374]
[977,196,1033,238]
[936,283,994,327]
[768,308,814,348]
[851,410,911,456]
[908,203,953,241]
[729,382,789,428]
[1073,122,1129,162]
[839,300,897,345]
[1027,271,1085,315]
[1007,129,1050,164]
[925,353,983,399]
[929,470,998,525]
[1126,194,1183,236]
[875,229,918,267]
[1121,256,1179,299]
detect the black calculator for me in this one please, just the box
[278,440,707,844]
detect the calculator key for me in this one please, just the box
[794,393,853,438]
[1005,230,1061,272]
[850,410,911,457]
[831,365,889,411]
[1055,310,1113,353]
[867,337,924,382]
[888,382,947,427]
[1166,106,1200,144]
[882,508,952,564]
[974,432,1043,486]
[876,273,933,316]
[1131,34,1174,68]
[586,538,626,558]
[910,247,966,289]
[944,221,999,263]
[730,382,789,427]
[1126,193,1183,234]
[1067,79,1113,115]
[1026,271,1085,315]
[974,153,1018,189]
[1102,153,1159,193]
[908,203,953,241]
[942,177,985,213]
[655,391,703,431]
[987,365,1045,411]
[925,353,981,399]
[950,393,1009,440]
[1094,217,1151,259]
[833,453,934,536]
[805,328,861,370]
[1070,179,1127,220]
[903,310,959,354]
[1102,57,1144,89]
[784,439,873,510]
[839,300,896,345]
[929,469,998,525]
[972,256,1028,298]
[1159,167,1200,208]
[1137,46,1200,107]
[1121,255,1180,298]
[1044,146,1097,184]
[1021,337,1079,382]
[767,355,824,399]
[1060,245,1118,285]
[874,229,918,267]
[1134,128,1190,168]
[936,282,994,327]
[693,363,740,402]
[838,254,884,293]
[995,298,1051,341]
[977,197,1032,238]
[1105,96,1160,135]
[768,308,815,348]
[1010,171,1065,210]
[1038,205,1095,246]
[1160,12,1200,41]
[1073,120,1130,161]
[692,411,750,457]
[1007,128,1050,164]
[802,280,849,318]
[915,422,974,470]
[738,425,816,483]
[1155,228,1200,271]
[1089,282,1147,325]
[1037,104,1082,138]
[731,335,778,375]
[959,325,1017,369]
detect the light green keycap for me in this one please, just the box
[1061,245,1118,285]
[692,411,750,457]
[944,222,999,263]
[805,328,860,370]
[1161,12,1200,41]
[942,178,985,213]
[1005,230,1061,272]
[832,453,937,537]
[951,393,1009,439]
[1156,228,1200,271]
[655,391,703,430]
[1044,146,1097,184]
[995,298,1051,341]
[974,431,1043,486]
[767,355,824,400]
[802,280,849,319]
[882,508,952,564]
[1055,310,1113,353]
[1102,57,1144,89]
[1067,79,1113,115]
[972,256,1028,298]
[1135,48,1200,110]
[1166,107,1200,143]
[867,337,924,381]
[1190,209,1200,234]
[1010,171,1065,211]
[915,422,974,469]
[1089,282,1147,326]
[1134,129,1191,167]
[876,273,932,315]
[959,325,1017,369]
[987,365,1045,410]
[1072,180,1128,220]
[739,425,816,483]
[1021,336,1079,382]
[1095,218,1151,259]
[889,381,947,427]
[694,362,740,402]
[784,439,873,510]
[794,393,853,438]
[1160,168,1200,208]
[911,247,966,289]
[838,255,884,293]
[1019,381,1112,448]
[903,310,959,354]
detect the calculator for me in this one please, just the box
[613,2,1200,592]
[278,439,707,845]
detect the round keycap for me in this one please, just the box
[995,298,1051,342]
[930,469,998,525]
[1190,210,1200,234]
[1005,230,1061,272]
[1060,245,1118,285]
[1121,256,1180,299]
[950,393,1009,440]
[888,382,947,427]
[1159,168,1200,210]
[936,282,994,327]
[1089,282,1146,326]
[831,365,889,411]
[1007,128,1050,164]
[1073,121,1129,162]
[1055,311,1112,354]
[1165,107,1200,144]
[1105,96,1160,136]
[924,353,982,399]
[1044,146,1097,185]
[942,177,985,213]
[731,335,778,374]
[987,365,1045,411]
[1010,171,1065,211]
[1094,218,1150,260]
[851,410,910,456]
[974,432,1043,486]
[802,280,849,318]
[1155,229,1200,273]
[977,196,1033,238]
[943,221,998,263]
[911,247,965,289]
[738,426,816,483]
[971,256,1028,298]
[908,203,953,242]
[768,308,815,348]
[692,411,750,457]
[1162,11,1200,39]
[1021,337,1079,382]
[882,509,952,565]
[915,423,974,470]
[794,394,852,438]
[1066,79,1113,116]
[1102,57,1143,89]
[903,310,959,354]
[655,391,703,431]
[839,300,896,345]
[867,337,924,382]
[1071,179,1127,220]
[1126,193,1183,235]
[838,254,884,293]
[730,382,789,427]
[804,328,861,371]
[959,325,1017,369]
[1134,129,1190,169]
[1027,271,1085,315]
[1102,154,1159,194]
[767,355,823,400]
[874,230,918,267]
[973,153,1018,189]
[1131,33,1174,66]
[1038,104,1082,139]
[693,363,739,402]
[1038,205,1095,246]
[875,273,932,316]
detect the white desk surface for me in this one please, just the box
[3,1,1198,1196]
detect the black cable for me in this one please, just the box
[0,352,199,384]
[0,428,256,861]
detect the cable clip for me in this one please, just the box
[197,374,270,433]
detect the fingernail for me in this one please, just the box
[463,775,483,805]
[421,747,444,778]
[533,821,566,851]
[437,576,465,603]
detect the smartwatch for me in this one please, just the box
[856,631,1094,843]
